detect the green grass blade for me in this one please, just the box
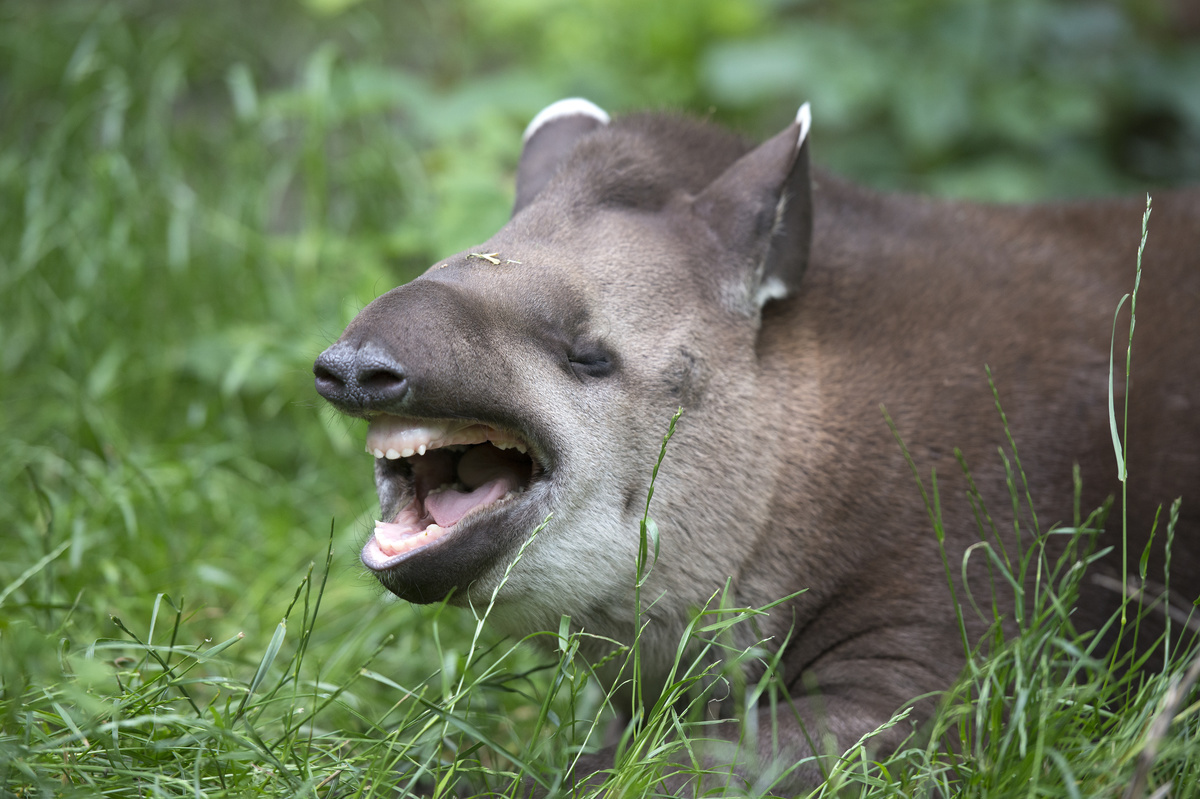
[1108,292,1130,481]
[0,540,70,610]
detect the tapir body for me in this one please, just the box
[315,100,1200,791]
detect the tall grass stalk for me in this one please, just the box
[1108,195,1152,632]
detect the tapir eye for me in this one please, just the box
[567,342,615,379]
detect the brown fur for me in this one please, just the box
[315,102,1199,792]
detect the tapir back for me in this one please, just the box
[753,176,1200,666]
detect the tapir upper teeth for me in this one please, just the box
[365,415,529,460]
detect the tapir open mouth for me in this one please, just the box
[359,414,541,571]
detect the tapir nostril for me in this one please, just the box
[313,362,344,389]
[359,367,407,399]
[313,351,352,403]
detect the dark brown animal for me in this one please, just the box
[314,99,1200,792]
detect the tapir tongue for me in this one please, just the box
[425,479,514,527]
[422,444,527,528]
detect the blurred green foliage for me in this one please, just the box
[1,0,1198,792]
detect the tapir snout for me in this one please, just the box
[315,278,519,418]
[316,98,1200,792]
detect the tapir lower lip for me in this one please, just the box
[360,525,451,568]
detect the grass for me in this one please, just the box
[2,2,1199,797]
[6,367,1197,797]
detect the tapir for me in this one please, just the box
[314,98,1200,791]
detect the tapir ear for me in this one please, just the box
[513,98,611,216]
[694,103,813,310]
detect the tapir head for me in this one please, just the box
[315,100,813,644]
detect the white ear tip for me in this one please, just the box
[755,275,789,307]
[523,98,611,143]
[795,102,812,149]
